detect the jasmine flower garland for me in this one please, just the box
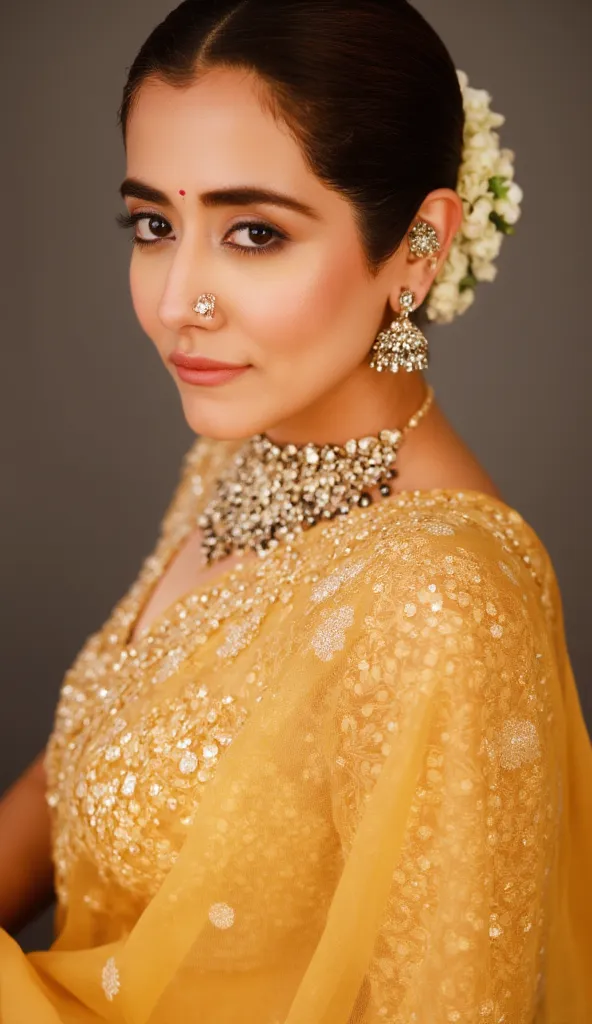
[426,69,524,325]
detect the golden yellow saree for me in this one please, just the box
[1,435,590,1023]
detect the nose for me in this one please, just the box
[157,235,220,334]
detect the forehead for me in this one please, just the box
[125,68,316,197]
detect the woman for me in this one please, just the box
[1,1,590,1020]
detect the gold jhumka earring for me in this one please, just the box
[368,220,440,374]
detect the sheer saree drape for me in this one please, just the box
[1,438,590,1023]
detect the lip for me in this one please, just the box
[170,351,249,371]
[173,363,251,387]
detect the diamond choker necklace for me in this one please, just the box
[198,384,435,565]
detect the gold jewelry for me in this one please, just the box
[408,220,441,270]
[198,385,435,564]
[192,293,216,319]
[369,288,429,374]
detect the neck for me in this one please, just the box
[263,367,430,447]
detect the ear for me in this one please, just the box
[387,188,463,314]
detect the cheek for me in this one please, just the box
[239,246,367,358]
[129,256,161,340]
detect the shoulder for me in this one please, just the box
[303,489,555,638]
[179,433,238,478]
[308,489,559,708]
[318,492,560,782]
[173,435,244,504]
[360,488,553,611]
[157,436,234,541]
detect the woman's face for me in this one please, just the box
[122,68,400,441]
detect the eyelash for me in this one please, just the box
[115,211,287,256]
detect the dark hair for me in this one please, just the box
[118,0,463,275]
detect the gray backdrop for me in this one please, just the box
[1,0,590,953]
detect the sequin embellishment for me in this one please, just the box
[101,957,120,1001]
[498,718,541,770]
[310,558,366,604]
[498,560,519,585]
[216,608,266,660]
[420,519,456,537]
[310,606,355,661]
[208,902,235,929]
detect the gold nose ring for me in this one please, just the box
[192,293,216,319]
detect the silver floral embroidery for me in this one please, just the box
[310,606,355,662]
[101,956,120,1001]
[498,718,541,770]
[498,560,519,585]
[216,609,265,659]
[310,558,366,603]
[208,902,235,929]
[420,519,456,537]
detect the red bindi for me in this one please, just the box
[179,189,186,196]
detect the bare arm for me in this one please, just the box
[0,749,55,935]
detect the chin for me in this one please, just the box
[179,399,272,442]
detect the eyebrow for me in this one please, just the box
[118,178,320,219]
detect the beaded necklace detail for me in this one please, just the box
[198,385,435,565]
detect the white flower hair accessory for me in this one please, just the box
[425,69,523,325]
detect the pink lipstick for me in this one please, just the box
[170,351,251,387]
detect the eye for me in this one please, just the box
[115,212,286,254]
[223,221,286,255]
[115,210,173,247]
